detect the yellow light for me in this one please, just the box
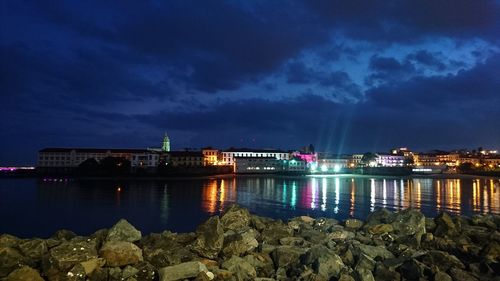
[117,187,122,192]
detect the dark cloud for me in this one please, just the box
[406,50,446,71]
[367,55,417,85]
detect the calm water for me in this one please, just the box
[0,176,499,238]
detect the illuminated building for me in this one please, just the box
[162,133,171,152]
[351,154,364,166]
[375,154,405,167]
[286,158,308,172]
[220,148,289,166]
[436,153,460,166]
[131,151,161,172]
[202,148,219,166]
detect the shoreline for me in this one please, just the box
[1,206,498,280]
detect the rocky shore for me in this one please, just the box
[1,206,499,281]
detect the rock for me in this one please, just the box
[89,267,108,281]
[99,241,143,267]
[52,229,77,241]
[481,241,500,262]
[449,267,479,281]
[221,229,259,257]
[434,212,460,237]
[141,232,196,268]
[426,218,437,232]
[251,215,272,232]
[221,256,257,280]
[421,250,464,272]
[279,236,306,246]
[261,221,293,245]
[67,263,87,280]
[158,261,208,281]
[345,219,364,230]
[106,219,142,243]
[313,252,345,279]
[339,273,356,281]
[367,224,394,235]
[313,218,339,232]
[134,262,157,280]
[108,267,122,280]
[398,259,427,281]
[471,214,497,229]
[44,239,98,274]
[355,253,376,271]
[328,230,355,241]
[0,234,21,248]
[18,239,48,261]
[355,267,375,281]
[191,216,224,259]
[356,244,395,260]
[434,271,452,281]
[243,253,275,277]
[80,258,105,276]
[390,209,426,247]
[299,229,327,244]
[374,264,400,281]
[271,246,304,269]
[121,265,139,279]
[221,205,252,231]
[365,209,393,227]
[0,247,26,277]
[5,266,44,281]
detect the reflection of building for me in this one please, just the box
[234,157,284,173]
[220,149,289,166]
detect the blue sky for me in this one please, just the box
[1,0,500,164]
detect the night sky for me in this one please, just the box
[1,1,500,165]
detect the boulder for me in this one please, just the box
[328,230,355,241]
[448,267,479,281]
[0,247,27,277]
[52,229,77,241]
[434,271,452,281]
[158,261,209,281]
[221,205,252,231]
[345,219,363,230]
[374,264,400,281]
[221,229,259,257]
[80,258,106,276]
[355,267,375,281]
[99,241,143,267]
[44,239,98,272]
[261,221,293,245]
[221,256,257,281]
[356,244,395,260]
[191,216,224,259]
[398,259,427,281]
[434,212,460,237]
[481,241,500,262]
[313,218,339,232]
[243,253,275,277]
[5,266,44,281]
[313,252,345,279]
[271,246,304,269]
[390,209,426,246]
[421,250,464,272]
[106,219,142,243]
[18,239,48,261]
[0,234,21,248]
[365,209,393,227]
[367,224,394,235]
[279,236,306,247]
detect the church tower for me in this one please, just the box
[162,133,170,152]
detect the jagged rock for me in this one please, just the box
[421,250,464,271]
[5,266,44,281]
[133,261,157,280]
[390,209,426,247]
[141,231,196,268]
[339,273,356,281]
[191,216,224,259]
[434,212,460,237]
[0,234,21,248]
[449,267,479,281]
[18,239,48,262]
[80,258,105,276]
[481,241,500,262]
[345,219,364,230]
[374,264,400,281]
[313,218,339,232]
[299,228,328,244]
[222,256,257,281]
[89,267,108,281]
[43,238,98,280]
[243,253,275,277]
[356,267,375,281]
[221,204,252,231]
[367,224,394,235]
[355,253,376,271]
[67,263,87,280]
[158,261,208,281]
[426,218,437,232]
[106,219,142,243]
[313,251,345,279]
[365,209,393,227]
[108,267,122,281]
[328,230,355,241]
[261,221,293,245]
[251,215,273,232]
[121,265,139,279]
[0,247,27,277]
[398,259,428,281]
[52,229,77,241]
[279,236,306,246]
[271,245,304,269]
[99,241,143,267]
[221,229,258,257]
[471,215,497,229]
[434,271,452,281]
[356,244,395,260]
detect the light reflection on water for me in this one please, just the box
[0,176,498,238]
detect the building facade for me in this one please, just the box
[37,148,148,168]
[220,149,290,166]
[167,151,204,167]
[234,157,284,173]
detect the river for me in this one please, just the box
[0,175,499,238]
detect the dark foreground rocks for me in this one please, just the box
[1,204,499,281]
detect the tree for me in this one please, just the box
[361,152,377,167]
[99,157,131,175]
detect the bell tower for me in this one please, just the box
[162,133,170,152]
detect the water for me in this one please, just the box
[0,175,499,238]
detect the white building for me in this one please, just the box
[234,157,284,173]
[131,151,161,171]
[220,149,290,166]
[375,154,405,167]
[37,148,149,168]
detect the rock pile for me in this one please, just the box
[0,205,499,280]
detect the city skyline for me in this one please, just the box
[2,1,500,165]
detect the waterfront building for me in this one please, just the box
[166,151,204,167]
[375,154,405,167]
[285,158,308,172]
[162,133,171,152]
[131,151,161,172]
[220,148,289,166]
[234,157,284,173]
[351,154,364,167]
[414,154,439,166]
[202,148,219,166]
[317,158,349,172]
[37,148,150,169]
[436,153,460,166]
